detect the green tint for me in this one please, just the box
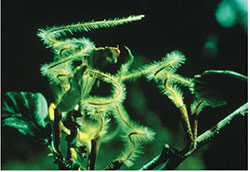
[215,0,247,30]
[2,92,48,137]
[215,1,236,28]
[203,34,218,58]
[2,10,247,169]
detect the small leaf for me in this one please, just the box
[2,117,35,136]
[193,73,227,107]
[2,92,49,142]
[34,92,48,127]
[193,70,247,108]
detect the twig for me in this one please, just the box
[65,112,78,165]
[105,131,138,170]
[105,160,123,170]
[192,117,198,149]
[88,139,98,170]
[139,144,171,170]
[196,102,247,148]
[165,102,248,169]
[179,105,194,146]
[51,109,74,169]
[202,70,248,82]
[53,109,62,156]
[51,147,71,170]
[87,116,105,170]
[164,74,194,146]
[140,102,248,170]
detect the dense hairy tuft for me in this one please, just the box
[143,50,186,81]
[37,15,145,47]
[190,99,208,115]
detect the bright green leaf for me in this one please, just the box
[2,92,49,139]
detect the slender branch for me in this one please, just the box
[51,109,75,169]
[139,144,171,170]
[65,111,79,165]
[88,116,104,170]
[88,139,98,170]
[105,131,137,170]
[165,102,248,169]
[105,160,123,170]
[192,117,198,149]
[179,105,194,146]
[53,109,62,155]
[202,70,248,82]
[51,147,71,170]
[140,102,248,170]
[196,102,248,148]
[164,74,194,145]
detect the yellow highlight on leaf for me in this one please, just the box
[70,148,77,162]
[60,121,71,135]
[49,103,56,121]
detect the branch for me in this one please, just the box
[140,102,248,170]
[139,144,171,170]
[65,111,79,167]
[202,70,248,82]
[87,139,98,170]
[196,102,248,148]
[105,160,123,170]
[53,109,62,153]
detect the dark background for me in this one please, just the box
[2,0,247,170]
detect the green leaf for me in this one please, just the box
[2,92,49,140]
[2,117,34,136]
[193,70,247,108]
[193,73,227,107]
